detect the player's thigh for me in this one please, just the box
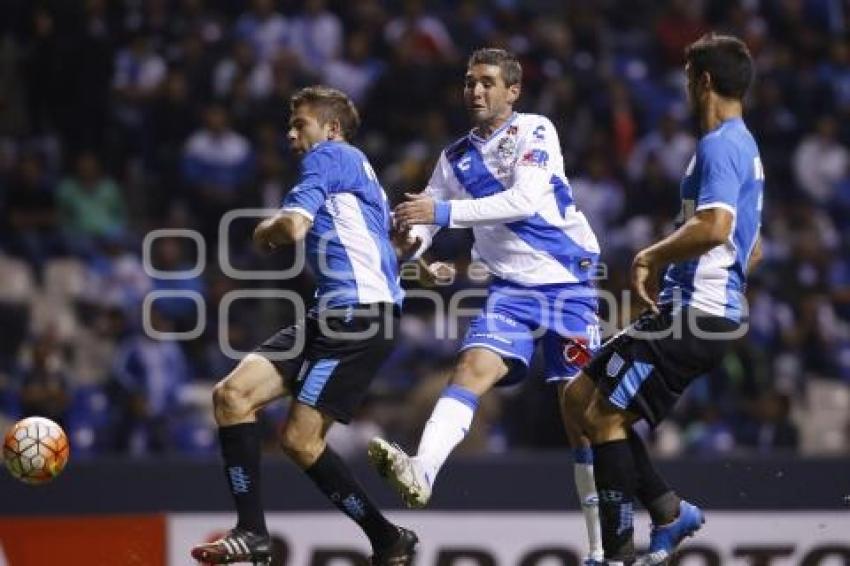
[451,347,512,395]
[583,389,639,443]
[214,353,290,410]
[559,371,597,428]
[458,306,536,390]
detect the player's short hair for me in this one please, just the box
[468,48,522,87]
[685,33,753,100]
[290,86,361,140]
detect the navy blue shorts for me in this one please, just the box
[585,305,740,426]
[254,303,399,423]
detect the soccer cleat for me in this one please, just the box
[191,527,272,564]
[368,438,432,508]
[370,526,419,565]
[582,559,606,565]
[635,500,705,565]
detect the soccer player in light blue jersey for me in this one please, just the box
[368,48,608,564]
[563,34,764,565]
[192,86,416,565]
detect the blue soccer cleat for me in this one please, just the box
[636,500,705,565]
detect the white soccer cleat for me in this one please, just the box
[368,437,432,509]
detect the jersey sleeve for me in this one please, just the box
[280,149,334,220]
[407,151,461,258]
[448,118,557,228]
[696,137,741,214]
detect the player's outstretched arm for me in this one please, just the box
[253,211,312,252]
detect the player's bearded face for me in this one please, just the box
[287,105,333,155]
[464,64,519,127]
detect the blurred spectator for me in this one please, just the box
[111,31,167,138]
[627,111,696,183]
[149,237,205,332]
[148,69,196,216]
[57,151,127,241]
[288,0,343,72]
[181,104,255,237]
[738,390,800,452]
[384,0,457,64]
[654,0,708,69]
[571,152,625,236]
[2,154,62,274]
[793,116,849,204]
[322,31,384,105]
[234,0,289,63]
[213,40,273,101]
[112,309,190,454]
[21,7,64,136]
[83,232,152,313]
[18,329,70,425]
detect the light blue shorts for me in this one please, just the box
[460,278,600,385]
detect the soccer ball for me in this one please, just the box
[3,416,70,485]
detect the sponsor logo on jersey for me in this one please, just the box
[519,149,549,168]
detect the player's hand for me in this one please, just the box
[391,223,424,262]
[419,259,456,287]
[631,250,660,313]
[253,218,279,253]
[394,192,436,229]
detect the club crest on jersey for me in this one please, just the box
[533,125,546,140]
[519,148,549,168]
[496,135,517,162]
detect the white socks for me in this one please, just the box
[413,385,479,487]
[574,447,604,561]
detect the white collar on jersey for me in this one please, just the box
[469,112,519,145]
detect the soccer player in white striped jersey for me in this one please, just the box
[368,48,606,565]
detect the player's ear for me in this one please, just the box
[326,118,342,140]
[700,71,713,95]
[507,83,521,104]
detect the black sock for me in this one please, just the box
[305,446,399,551]
[593,440,637,562]
[628,430,680,525]
[219,423,267,535]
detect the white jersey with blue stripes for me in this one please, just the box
[281,141,403,310]
[659,117,764,322]
[414,112,600,285]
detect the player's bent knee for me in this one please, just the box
[212,354,276,418]
[212,381,251,422]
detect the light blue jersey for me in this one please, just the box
[281,141,403,310]
[659,117,764,322]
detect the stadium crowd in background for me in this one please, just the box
[1,0,849,458]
